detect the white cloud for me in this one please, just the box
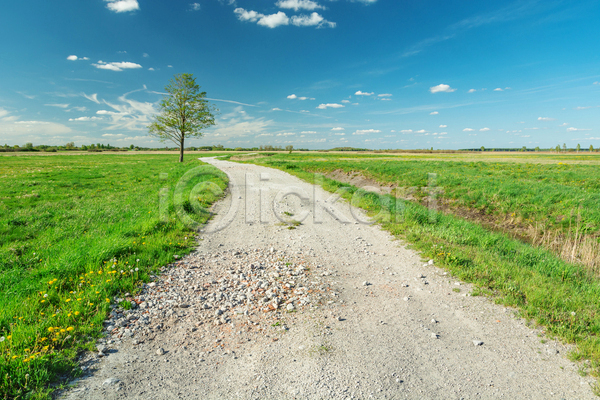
[334,132,345,136]
[415,129,426,133]
[317,103,344,109]
[479,127,490,132]
[82,93,100,104]
[463,128,474,131]
[467,89,476,93]
[341,100,350,103]
[234,8,290,28]
[276,0,323,11]
[493,88,503,91]
[69,116,103,122]
[430,111,438,115]
[105,0,139,13]
[438,124,446,128]
[331,127,344,131]
[190,3,201,11]
[92,61,143,71]
[277,132,296,136]
[594,81,600,85]
[567,127,591,132]
[353,129,380,135]
[301,131,316,134]
[287,94,298,99]
[401,129,413,133]
[148,67,155,71]
[45,103,70,108]
[143,53,149,57]
[258,11,289,28]
[430,84,456,93]
[271,108,283,111]
[559,122,568,126]
[234,8,262,22]
[355,91,374,96]
[67,55,89,61]
[538,117,555,121]
[378,93,392,97]
[291,12,335,28]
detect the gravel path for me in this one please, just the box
[61,158,595,399]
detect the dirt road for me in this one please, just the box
[61,158,595,399]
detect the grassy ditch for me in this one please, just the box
[0,154,228,399]
[238,153,600,386]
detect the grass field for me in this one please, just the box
[235,151,600,387]
[0,154,228,399]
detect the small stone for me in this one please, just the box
[473,340,484,346]
[431,319,437,324]
[132,339,139,345]
[286,303,295,311]
[96,344,106,353]
[546,348,559,355]
[403,297,409,301]
[102,377,120,387]
[156,348,165,355]
[362,281,371,286]
[431,333,438,339]
[148,282,156,288]
[337,316,343,321]
[428,259,434,265]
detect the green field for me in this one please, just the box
[0,154,228,399]
[235,151,600,386]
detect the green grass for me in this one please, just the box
[236,152,600,382]
[0,154,228,399]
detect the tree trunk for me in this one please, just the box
[179,136,184,163]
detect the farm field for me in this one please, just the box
[234,151,600,384]
[0,154,228,399]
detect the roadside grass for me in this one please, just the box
[245,153,600,272]
[238,153,600,382]
[0,154,228,399]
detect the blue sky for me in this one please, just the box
[1,0,599,150]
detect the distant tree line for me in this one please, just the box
[463,145,598,152]
[0,143,309,153]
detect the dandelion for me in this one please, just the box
[136,259,140,262]
[48,327,54,332]
[7,335,11,340]
[66,299,71,302]
[0,337,4,342]
[74,311,80,315]
[135,268,139,272]
[67,327,74,331]
[60,329,66,333]
[106,298,110,303]
[43,293,48,298]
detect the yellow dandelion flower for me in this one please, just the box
[106,298,110,302]
[48,327,54,332]
[65,299,71,302]
[67,326,74,331]
[60,329,66,333]
[74,311,80,315]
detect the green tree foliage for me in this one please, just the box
[148,73,217,162]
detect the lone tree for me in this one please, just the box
[148,73,216,162]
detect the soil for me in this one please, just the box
[59,158,595,400]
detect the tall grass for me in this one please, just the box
[0,154,228,399]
